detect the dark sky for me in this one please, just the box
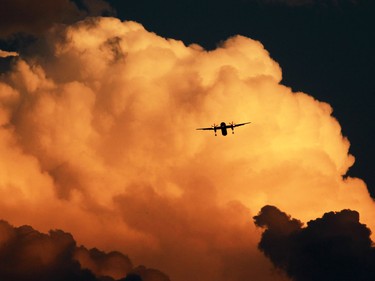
[105,0,375,197]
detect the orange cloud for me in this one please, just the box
[0,50,19,58]
[0,17,374,281]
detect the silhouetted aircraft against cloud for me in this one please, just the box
[196,121,251,136]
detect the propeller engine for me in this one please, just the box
[212,123,218,136]
[229,121,235,134]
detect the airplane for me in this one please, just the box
[196,121,251,136]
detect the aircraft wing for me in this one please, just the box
[196,127,215,131]
[232,121,251,128]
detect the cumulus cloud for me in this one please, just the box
[254,206,375,281]
[0,16,374,281]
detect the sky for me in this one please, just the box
[0,1,374,281]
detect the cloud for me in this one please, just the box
[79,0,115,16]
[0,220,109,281]
[254,206,375,281]
[0,219,169,281]
[0,16,374,281]
[0,0,114,38]
[74,247,133,280]
[122,266,170,281]
[0,50,19,58]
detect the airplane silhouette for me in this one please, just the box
[196,121,251,136]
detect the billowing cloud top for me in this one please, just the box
[0,17,374,281]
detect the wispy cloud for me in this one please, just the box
[0,50,19,57]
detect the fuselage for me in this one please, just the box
[220,122,228,136]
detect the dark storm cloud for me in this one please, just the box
[0,0,114,38]
[120,266,170,281]
[75,246,133,280]
[0,219,167,281]
[0,219,98,281]
[79,0,115,16]
[254,205,375,281]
